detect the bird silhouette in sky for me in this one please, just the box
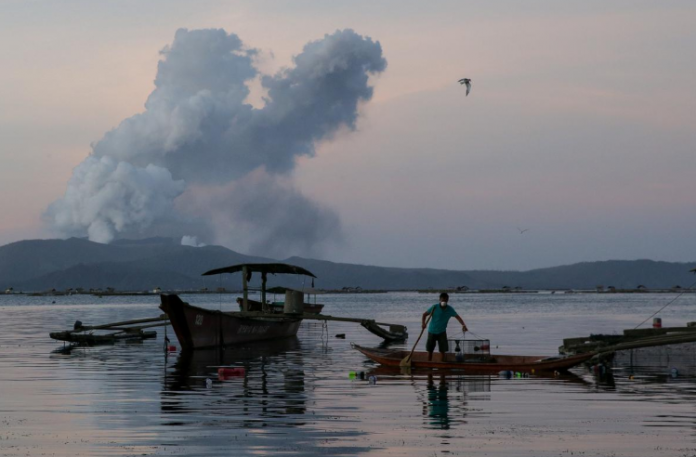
[517,227,530,234]
[458,78,471,96]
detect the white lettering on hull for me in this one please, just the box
[195,315,204,326]
[238,325,270,335]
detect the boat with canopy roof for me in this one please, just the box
[160,263,316,350]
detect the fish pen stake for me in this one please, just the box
[633,271,696,329]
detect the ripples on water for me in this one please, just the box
[1,292,696,456]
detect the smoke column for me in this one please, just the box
[45,28,386,257]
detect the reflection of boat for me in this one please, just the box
[163,337,308,419]
[354,345,594,373]
[160,263,314,350]
[166,337,303,390]
[365,364,592,388]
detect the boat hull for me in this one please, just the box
[353,345,595,373]
[161,294,302,350]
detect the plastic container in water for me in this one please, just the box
[218,367,245,379]
[368,375,377,385]
[653,317,662,328]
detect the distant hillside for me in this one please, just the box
[0,238,269,291]
[285,257,473,290]
[0,237,694,292]
[464,260,696,290]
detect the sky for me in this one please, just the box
[1,0,695,271]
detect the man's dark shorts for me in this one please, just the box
[426,331,448,353]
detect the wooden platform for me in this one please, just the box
[560,325,696,355]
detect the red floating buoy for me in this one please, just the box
[217,367,245,379]
[167,345,177,352]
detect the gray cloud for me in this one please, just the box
[179,170,343,258]
[45,28,386,255]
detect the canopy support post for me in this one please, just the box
[261,272,268,313]
[242,265,249,312]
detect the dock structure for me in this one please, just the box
[560,324,696,355]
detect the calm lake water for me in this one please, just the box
[1,292,696,456]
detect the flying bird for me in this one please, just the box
[458,78,471,96]
[517,227,530,234]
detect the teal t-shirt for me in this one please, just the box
[426,304,459,334]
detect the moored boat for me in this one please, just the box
[353,344,595,373]
[160,263,315,350]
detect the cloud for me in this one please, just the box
[45,156,185,243]
[45,28,386,255]
[179,169,343,258]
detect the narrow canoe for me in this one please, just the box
[353,344,595,373]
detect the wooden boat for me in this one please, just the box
[353,344,595,373]
[160,263,315,350]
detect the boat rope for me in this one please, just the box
[633,276,696,329]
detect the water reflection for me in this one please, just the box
[4,295,696,456]
[425,373,451,429]
[163,337,307,421]
[613,343,696,376]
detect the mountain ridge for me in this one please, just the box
[1,238,694,292]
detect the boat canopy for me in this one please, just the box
[202,263,316,278]
[267,286,325,295]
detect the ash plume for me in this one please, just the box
[45,28,386,256]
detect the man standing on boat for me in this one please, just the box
[422,292,468,361]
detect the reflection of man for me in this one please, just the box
[426,373,450,430]
[422,292,468,361]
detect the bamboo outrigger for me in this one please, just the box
[49,315,169,345]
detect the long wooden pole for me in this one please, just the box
[400,306,435,367]
[69,316,168,333]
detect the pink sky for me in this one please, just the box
[1,1,694,270]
